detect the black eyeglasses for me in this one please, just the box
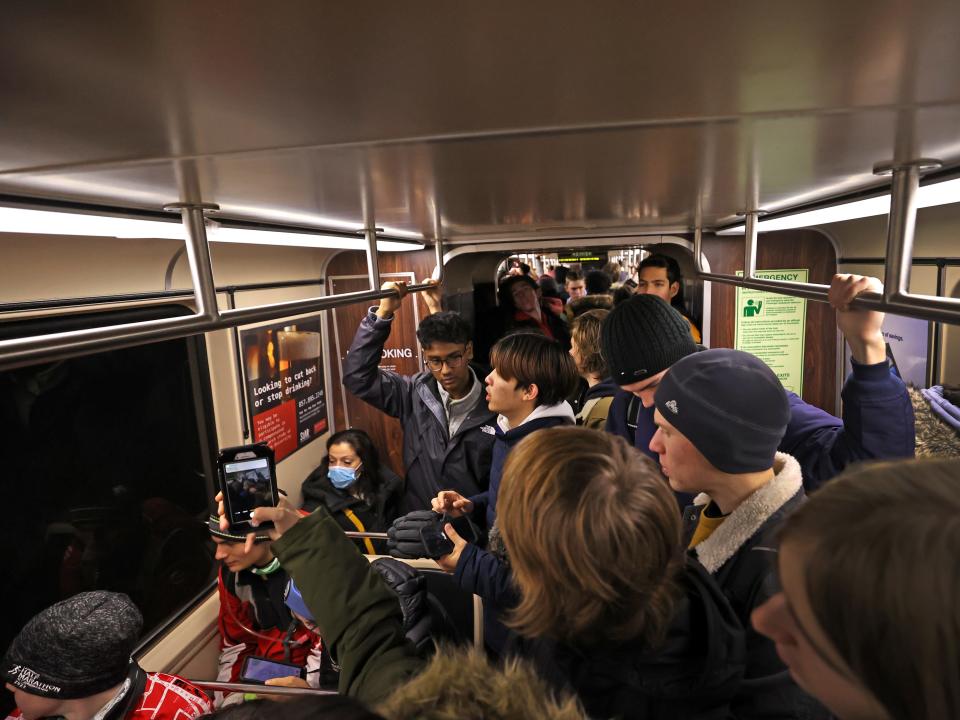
[424,352,465,371]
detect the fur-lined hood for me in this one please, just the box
[690,452,803,573]
[378,645,585,720]
[909,386,960,458]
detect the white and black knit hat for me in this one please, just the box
[2,591,142,699]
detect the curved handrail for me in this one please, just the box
[694,160,960,325]
[0,210,445,371]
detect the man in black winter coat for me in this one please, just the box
[342,280,496,513]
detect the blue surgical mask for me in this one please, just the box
[328,464,361,489]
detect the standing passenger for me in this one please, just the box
[752,457,960,720]
[496,428,745,718]
[649,349,828,718]
[563,270,586,303]
[342,280,496,513]
[431,332,579,653]
[602,274,915,491]
[2,592,212,720]
[568,309,618,429]
[497,275,571,349]
[635,254,701,342]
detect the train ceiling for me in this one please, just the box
[1,1,959,243]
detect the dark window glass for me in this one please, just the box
[0,307,217,711]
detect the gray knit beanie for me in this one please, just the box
[2,591,142,699]
[601,294,697,384]
[654,349,790,473]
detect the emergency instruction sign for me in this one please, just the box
[734,269,808,395]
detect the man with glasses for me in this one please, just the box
[343,280,496,513]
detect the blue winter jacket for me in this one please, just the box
[606,358,915,491]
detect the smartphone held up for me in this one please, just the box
[218,443,279,533]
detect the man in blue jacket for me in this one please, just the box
[602,273,915,492]
[342,280,496,513]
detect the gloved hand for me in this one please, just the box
[387,510,453,560]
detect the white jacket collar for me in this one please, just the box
[693,452,802,574]
[497,401,575,432]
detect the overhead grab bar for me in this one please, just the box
[188,679,337,697]
[0,204,445,371]
[694,158,960,325]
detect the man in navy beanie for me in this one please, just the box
[602,273,915,491]
[2,592,211,720]
[649,348,827,719]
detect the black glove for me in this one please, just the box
[387,510,453,560]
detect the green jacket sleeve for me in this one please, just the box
[272,508,424,705]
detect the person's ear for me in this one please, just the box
[522,383,540,402]
[465,342,474,361]
[669,281,680,299]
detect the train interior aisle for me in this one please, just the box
[1,0,959,708]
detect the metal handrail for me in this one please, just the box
[694,159,960,325]
[0,206,445,371]
[189,680,337,697]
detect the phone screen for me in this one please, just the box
[223,457,276,526]
[240,657,302,683]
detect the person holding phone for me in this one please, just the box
[208,518,330,706]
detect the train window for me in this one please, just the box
[0,304,218,695]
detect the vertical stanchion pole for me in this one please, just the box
[743,211,758,279]
[874,158,940,303]
[165,202,221,321]
[365,226,381,291]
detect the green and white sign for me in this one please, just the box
[734,269,809,395]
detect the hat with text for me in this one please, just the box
[601,294,697,384]
[654,348,790,473]
[2,591,142,699]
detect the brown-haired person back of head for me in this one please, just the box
[752,457,960,720]
[496,427,746,719]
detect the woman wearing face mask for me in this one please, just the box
[300,429,403,553]
[752,457,960,720]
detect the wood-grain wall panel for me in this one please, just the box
[325,249,439,477]
[702,230,838,413]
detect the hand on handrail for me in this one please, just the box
[828,274,887,366]
[376,281,408,319]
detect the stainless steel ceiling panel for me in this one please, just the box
[1,1,958,237]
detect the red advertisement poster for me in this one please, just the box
[241,319,328,462]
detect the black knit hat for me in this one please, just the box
[2,591,142,699]
[601,294,697,384]
[654,349,790,473]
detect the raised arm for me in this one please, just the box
[780,274,914,489]
[342,281,416,419]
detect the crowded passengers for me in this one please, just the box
[9,263,959,720]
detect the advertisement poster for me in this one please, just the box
[734,269,809,395]
[844,313,929,388]
[241,319,328,462]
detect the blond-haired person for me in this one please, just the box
[568,309,618,429]
[496,427,745,719]
[753,457,960,720]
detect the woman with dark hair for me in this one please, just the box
[301,429,403,553]
[752,457,960,720]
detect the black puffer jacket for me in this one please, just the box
[513,558,745,720]
[301,467,403,554]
